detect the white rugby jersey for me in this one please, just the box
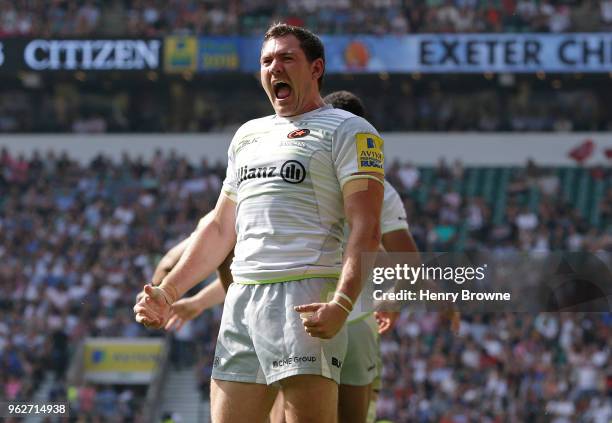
[380,180,409,235]
[347,180,409,322]
[341,180,409,246]
[222,105,385,284]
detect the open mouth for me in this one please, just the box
[273,81,292,100]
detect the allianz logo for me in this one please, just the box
[236,160,306,186]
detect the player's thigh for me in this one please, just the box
[210,378,278,423]
[269,390,286,423]
[251,279,347,386]
[280,374,338,423]
[338,383,371,423]
[366,390,379,423]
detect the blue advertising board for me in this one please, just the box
[237,33,612,74]
[0,34,609,74]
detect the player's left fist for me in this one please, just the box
[294,302,348,339]
[374,311,399,335]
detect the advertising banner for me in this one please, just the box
[2,34,611,74]
[236,33,612,74]
[164,35,198,72]
[198,37,240,72]
[164,36,239,73]
[0,38,162,72]
[83,338,163,384]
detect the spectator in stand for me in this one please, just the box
[397,162,420,192]
[1,0,612,37]
[1,77,610,133]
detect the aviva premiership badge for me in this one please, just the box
[356,133,384,173]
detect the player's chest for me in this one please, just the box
[233,125,330,164]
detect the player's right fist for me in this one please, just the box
[134,285,172,329]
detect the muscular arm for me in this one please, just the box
[173,249,235,319]
[379,228,439,297]
[152,238,190,286]
[336,176,385,304]
[374,228,419,334]
[296,176,384,339]
[162,258,233,331]
[382,229,420,255]
[148,213,236,331]
[160,194,237,301]
[134,194,236,329]
[381,227,460,333]
[160,248,234,329]
[217,250,235,291]
[135,194,236,329]
[152,212,216,286]
[152,211,235,289]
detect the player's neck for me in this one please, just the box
[276,98,327,120]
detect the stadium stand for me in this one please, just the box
[0,148,610,421]
[376,311,612,422]
[0,148,223,420]
[0,0,610,36]
[1,1,610,134]
[0,76,608,133]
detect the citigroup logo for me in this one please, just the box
[280,160,306,184]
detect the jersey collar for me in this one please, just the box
[273,104,333,123]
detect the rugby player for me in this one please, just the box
[158,177,411,423]
[143,90,460,423]
[134,24,385,423]
[151,91,413,423]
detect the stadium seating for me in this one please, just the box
[1,149,610,421]
[0,0,609,37]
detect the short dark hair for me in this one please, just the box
[263,23,325,90]
[323,91,366,117]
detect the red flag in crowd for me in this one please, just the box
[568,139,594,164]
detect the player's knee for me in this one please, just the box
[211,379,279,423]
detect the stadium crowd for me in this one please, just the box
[387,158,612,252]
[377,312,612,422]
[0,147,610,421]
[0,148,223,420]
[0,0,611,36]
[0,79,608,133]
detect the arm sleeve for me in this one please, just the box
[221,134,238,202]
[381,181,409,234]
[331,116,385,189]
